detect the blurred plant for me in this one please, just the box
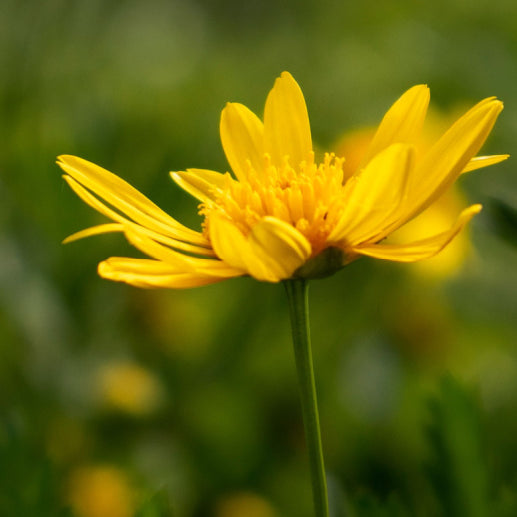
[0,418,73,517]
[135,490,174,517]
[57,72,506,516]
[425,376,489,517]
[348,493,410,517]
[489,199,517,249]
[342,376,496,517]
[214,491,277,517]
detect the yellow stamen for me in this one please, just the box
[201,153,347,256]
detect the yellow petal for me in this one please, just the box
[354,204,482,262]
[63,223,124,243]
[170,168,227,203]
[264,72,313,168]
[102,253,239,277]
[208,216,277,281]
[328,143,415,244]
[124,228,236,274]
[126,229,242,276]
[461,154,509,174]
[403,99,503,221]
[101,258,184,274]
[209,215,311,282]
[220,102,264,182]
[98,258,239,289]
[208,214,256,272]
[361,85,430,165]
[124,229,198,269]
[63,176,214,256]
[58,155,207,245]
[248,217,312,281]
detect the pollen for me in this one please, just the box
[201,152,347,256]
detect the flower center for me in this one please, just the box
[201,152,347,256]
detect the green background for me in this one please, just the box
[1,0,516,516]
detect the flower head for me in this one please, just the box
[58,72,507,287]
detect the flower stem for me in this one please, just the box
[284,278,329,517]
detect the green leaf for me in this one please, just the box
[489,199,517,247]
[425,376,489,517]
[135,489,174,517]
[349,492,411,517]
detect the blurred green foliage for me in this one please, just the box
[1,0,517,516]
[135,491,174,517]
[489,200,517,249]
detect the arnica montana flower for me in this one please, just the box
[58,72,507,288]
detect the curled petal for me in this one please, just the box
[354,204,482,262]
[209,214,257,273]
[209,214,311,282]
[63,223,124,244]
[171,168,227,203]
[248,217,312,280]
[209,215,281,282]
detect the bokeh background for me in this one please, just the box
[1,0,517,516]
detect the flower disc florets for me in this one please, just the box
[202,152,346,257]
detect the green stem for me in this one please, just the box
[284,279,329,517]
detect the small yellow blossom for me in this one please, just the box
[392,188,471,278]
[97,361,163,416]
[68,465,134,517]
[215,492,277,517]
[58,72,507,287]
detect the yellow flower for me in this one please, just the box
[215,492,277,517]
[392,187,471,278]
[58,72,507,287]
[68,465,134,517]
[97,361,163,416]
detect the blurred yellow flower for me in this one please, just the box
[393,188,470,278]
[215,492,276,517]
[58,72,507,287]
[68,465,134,517]
[334,110,476,279]
[97,361,163,416]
